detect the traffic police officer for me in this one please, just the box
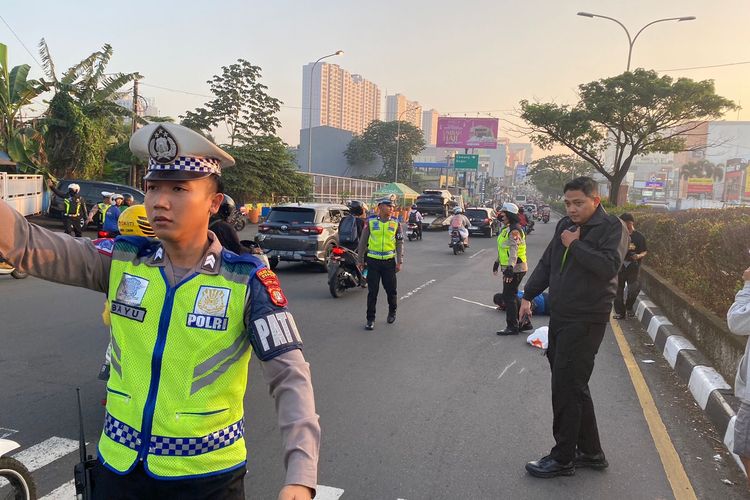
[493,202,528,335]
[357,198,404,330]
[48,180,87,236]
[0,123,320,500]
[86,191,113,231]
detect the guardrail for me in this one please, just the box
[0,173,44,216]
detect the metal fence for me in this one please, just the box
[0,173,44,216]
[298,172,386,203]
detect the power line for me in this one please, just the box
[0,14,42,69]
[657,60,750,72]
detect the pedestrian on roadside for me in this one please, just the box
[519,176,628,478]
[1,123,320,500]
[493,202,528,336]
[357,198,404,330]
[47,180,87,237]
[727,265,750,489]
[613,212,648,319]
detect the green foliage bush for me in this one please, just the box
[635,208,750,317]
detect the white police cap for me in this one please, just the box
[130,122,235,181]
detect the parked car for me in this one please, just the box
[465,207,500,237]
[48,179,145,228]
[255,203,349,270]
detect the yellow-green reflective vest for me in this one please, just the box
[99,238,254,478]
[497,225,526,266]
[64,197,82,216]
[367,217,398,260]
[97,202,111,224]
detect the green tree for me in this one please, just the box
[527,154,595,199]
[0,43,47,171]
[345,120,425,182]
[39,39,140,179]
[181,60,281,146]
[520,69,736,204]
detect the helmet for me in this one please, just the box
[118,204,156,237]
[67,183,80,193]
[217,194,236,221]
[411,204,417,210]
[453,207,462,214]
[501,202,519,214]
[112,193,124,202]
[122,193,134,202]
[347,200,368,215]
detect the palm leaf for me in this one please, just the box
[94,73,139,102]
[90,44,113,88]
[37,38,58,83]
[61,50,99,86]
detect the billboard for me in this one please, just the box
[687,177,713,195]
[515,164,528,184]
[436,117,499,149]
[726,169,743,201]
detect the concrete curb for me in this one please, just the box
[632,293,746,473]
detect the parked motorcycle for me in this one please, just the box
[0,257,27,279]
[228,208,246,232]
[449,229,465,255]
[328,245,366,297]
[406,222,421,241]
[0,438,36,499]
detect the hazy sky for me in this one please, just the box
[2,0,749,148]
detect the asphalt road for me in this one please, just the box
[0,216,747,499]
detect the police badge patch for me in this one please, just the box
[111,274,150,322]
[148,125,178,164]
[256,269,288,307]
[187,286,231,331]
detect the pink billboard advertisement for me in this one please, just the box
[436,117,499,149]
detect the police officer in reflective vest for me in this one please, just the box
[48,180,87,237]
[357,198,404,330]
[2,123,320,500]
[493,202,528,335]
[87,191,114,231]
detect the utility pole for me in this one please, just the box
[130,78,140,187]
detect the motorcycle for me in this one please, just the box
[0,438,36,499]
[406,222,421,241]
[449,229,465,255]
[228,208,246,232]
[327,245,366,298]
[0,257,27,279]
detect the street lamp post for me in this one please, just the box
[577,12,695,71]
[307,50,344,173]
[394,105,421,183]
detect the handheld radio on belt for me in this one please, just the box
[74,388,97,499]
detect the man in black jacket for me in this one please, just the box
[519,177,628,478]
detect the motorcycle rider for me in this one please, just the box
[493,202,528,335]
[448,206,470,247]
[338,200,368,252]
[408,204,423,240]
[122,193,135,207]
[210,194,270,266]
[47,180,88,237]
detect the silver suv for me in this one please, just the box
[255,203,350,270]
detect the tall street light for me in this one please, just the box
[307,50,344,173]
[394,106,421,183]
[577,12,695,71]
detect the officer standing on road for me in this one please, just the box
[357,198,404,330]
[87,191,113,231]
[613,212,648,319]
[1,123,320,500]
[519,176,628,479]
[493,202,528,336]
[48,180,87,236]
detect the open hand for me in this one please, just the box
[277,485,313,500]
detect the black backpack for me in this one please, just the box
[408,210,419,223]
[338,215,359,243]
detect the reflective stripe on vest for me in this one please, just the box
[98,202,111,223]
[64,197,82,216]
[99,238,254,478]
[367,218,398,260]
[497,225,526,266]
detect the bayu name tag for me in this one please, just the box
[111,301,147,322]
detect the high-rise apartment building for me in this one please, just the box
[421,109,439,145]
[302,62,381,135]
[385,94,422,129]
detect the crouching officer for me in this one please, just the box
[357,198,404,330]
[0,123,320,500]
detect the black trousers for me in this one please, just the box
[502,271,525,330]
[366,256,397,321]
[91,461,245,500]
[546,318,606,463]
[614,264,641,315]
[64,215,83,237]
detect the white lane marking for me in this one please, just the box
[453,296,496,310]
[518,367,526,375]
[498,360,517,380]
[40,479,76,500]
[0,437,80,488]
[399,279,436,301]
[0,427,18,439]
[468,248,487,259]
[316,485,345,500]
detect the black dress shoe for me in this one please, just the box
[525,455,575,478]
[520,322,534,332]
[574,451,608,470]
[496,328,520,336]
[387,314,396,324]
[365,321,375,331]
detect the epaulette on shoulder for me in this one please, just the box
[221,250,265,273]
